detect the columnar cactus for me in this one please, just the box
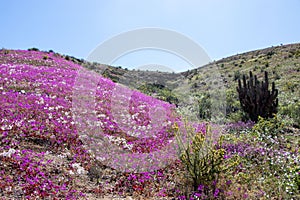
[237,71,278,122]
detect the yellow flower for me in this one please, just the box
[173,122,179,132]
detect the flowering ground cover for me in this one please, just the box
[0,49,299,199]
[0,49,187,199]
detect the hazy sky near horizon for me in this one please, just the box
[1,0,299,71]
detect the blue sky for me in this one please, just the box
[1,0,299,71]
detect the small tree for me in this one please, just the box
[237,71,278,122]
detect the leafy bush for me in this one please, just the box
[225,89,239,115]
[233,71,241,81]
[175,122,239,196]
[194,93,211,120]
[280,101,300,128]
[28,47,39,51]
[137,83,179,105]
[252,115,284,139]
[160,89,179,105]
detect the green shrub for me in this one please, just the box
[137,83,179,105]
[65,55,70,61]
[294,50,300,58]
[195,93,211,120]
[280,101,300,127]
[2,49,10,54]
[252,115,284,141]
[254,65,259,71]
[159,89,179,105]
[227,110,247,122]
[233,71,241,81]
[225,89,242,120]
[28,47,39,51]
[266,51,274,59]
[175,122,238,192]
[265,61,269,68]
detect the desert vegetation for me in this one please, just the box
[0,45,299,199]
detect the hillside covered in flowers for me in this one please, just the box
[0,49,299,199]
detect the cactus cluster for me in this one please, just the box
[237,71,278,122]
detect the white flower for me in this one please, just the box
[58,154,66,159]
[0,148,16,157]
[71,163,87,175]
[48,113,53,119]
[1,124,13,130]
[96,156,106,161]
[76,167,86,175]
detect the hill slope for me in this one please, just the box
[0,49,182,199]
[0,45,299,199]
[83,43,300,124]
